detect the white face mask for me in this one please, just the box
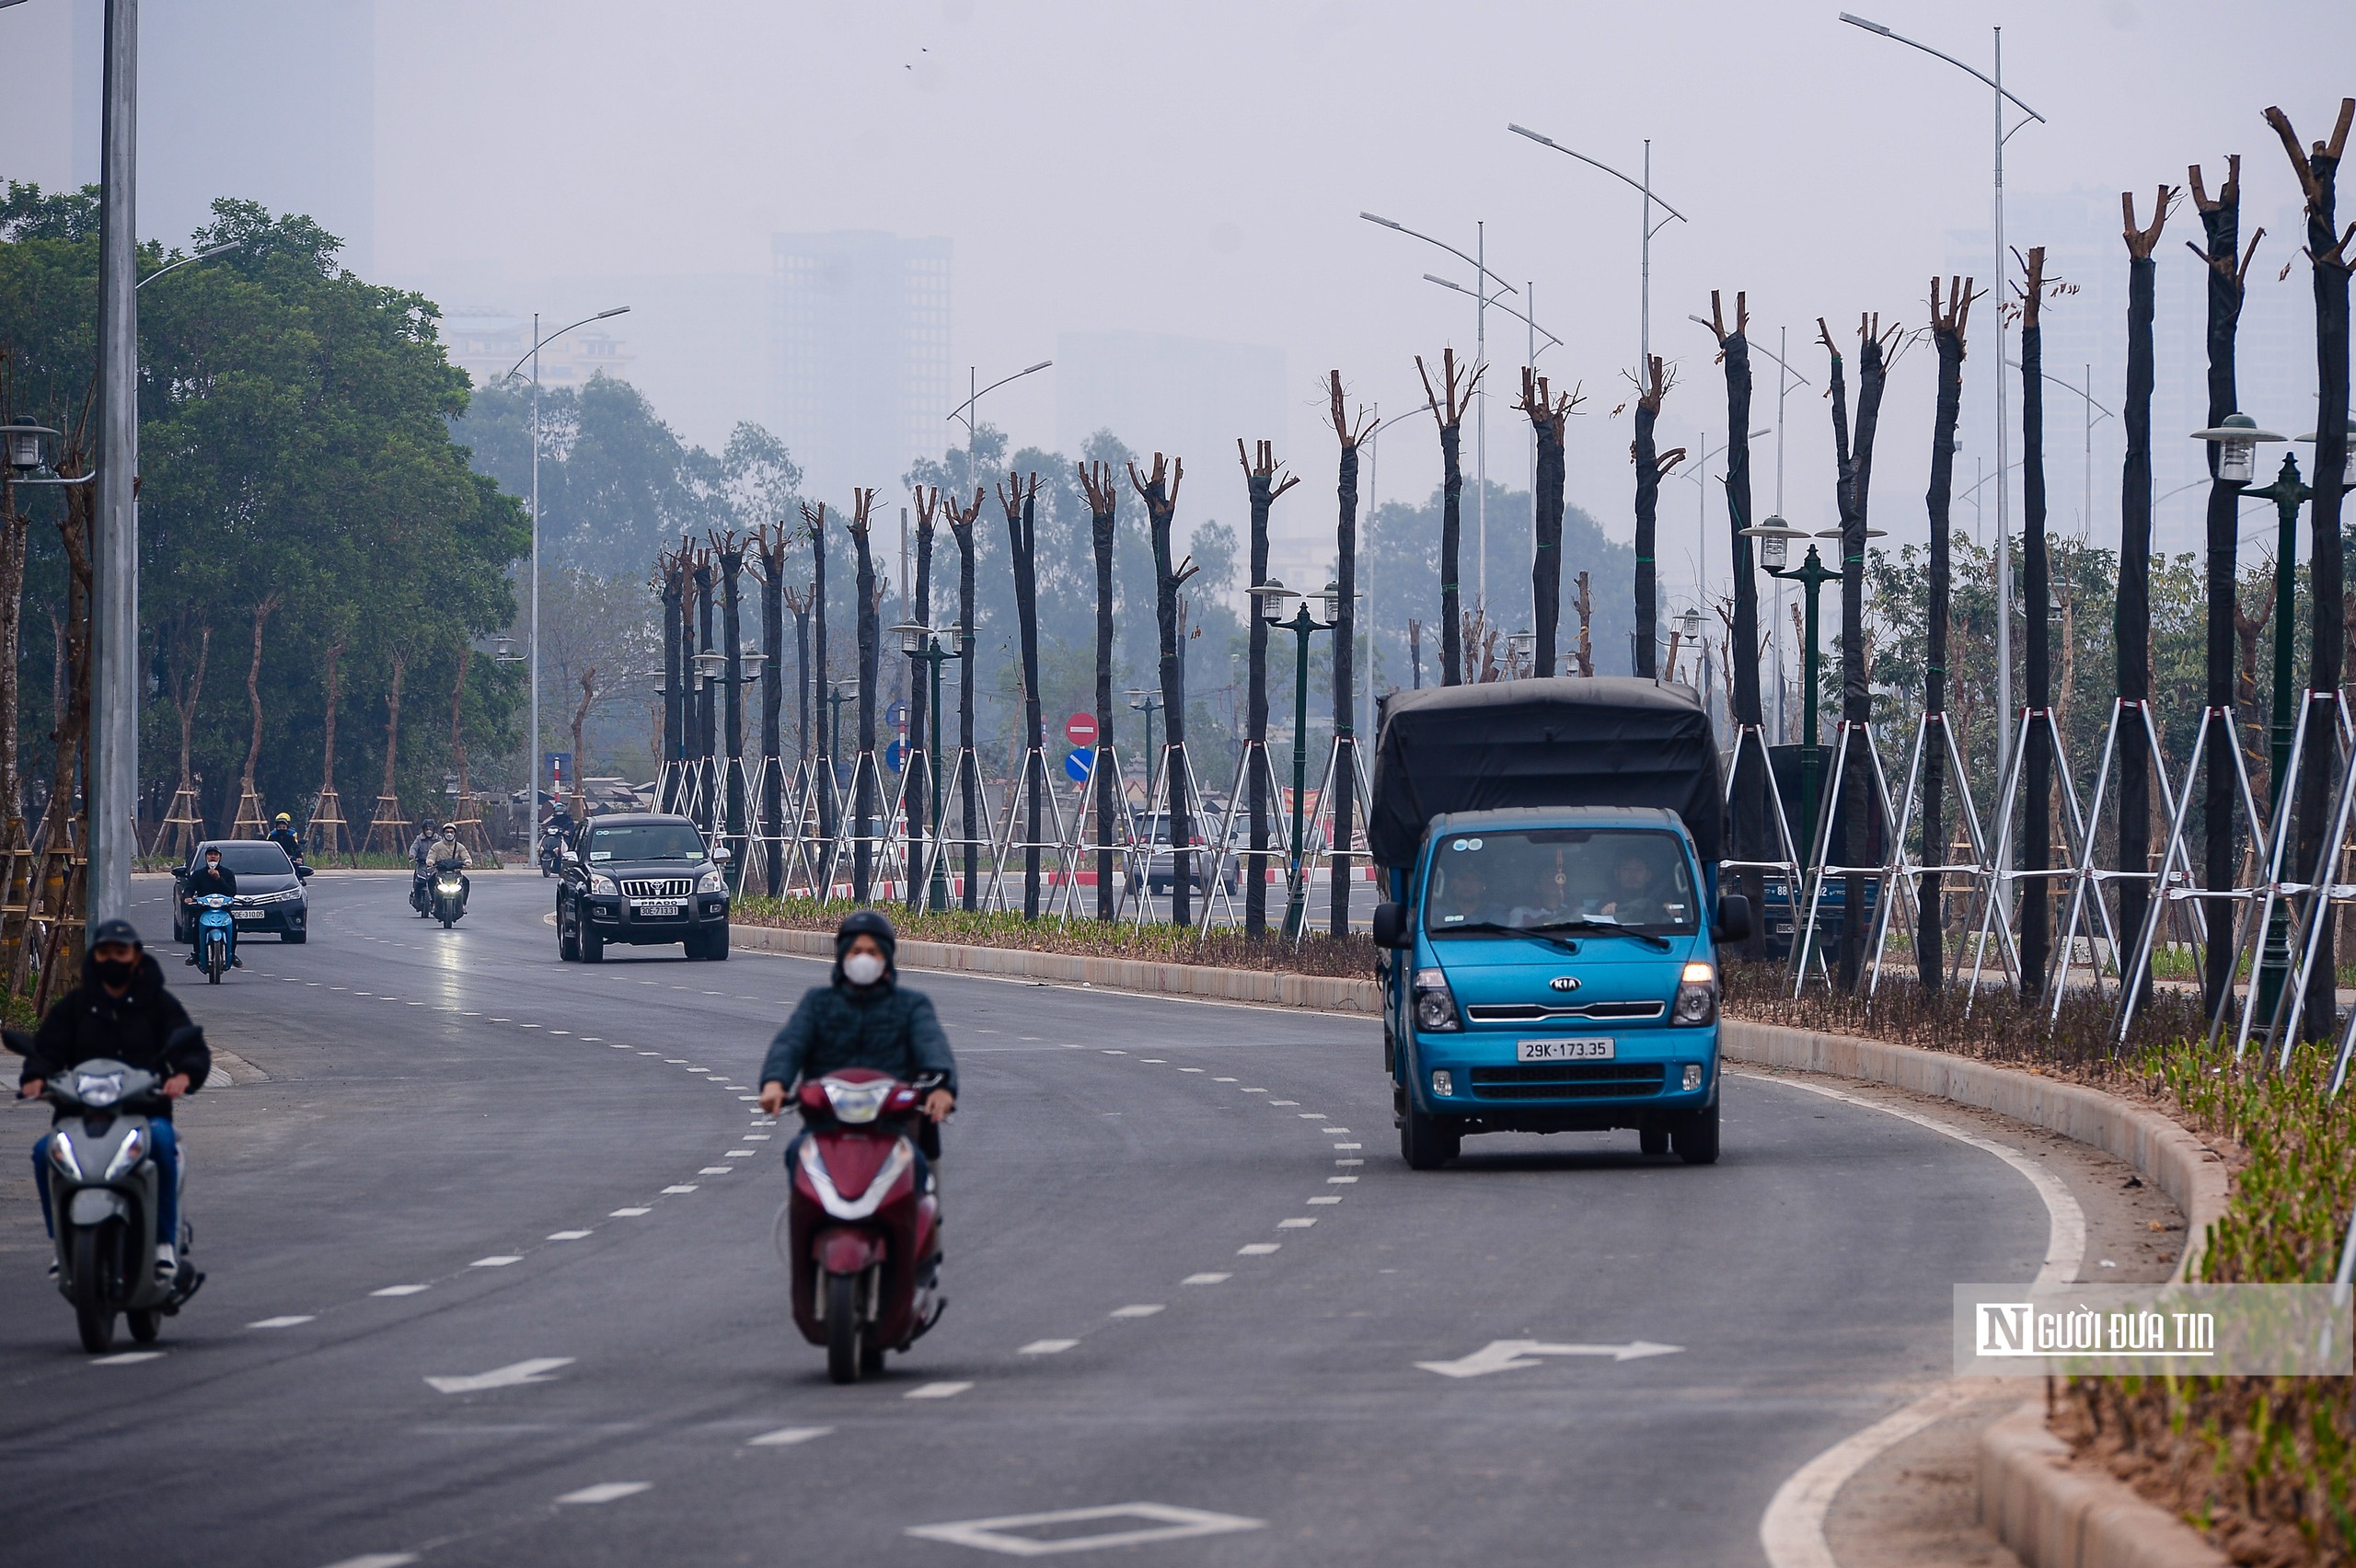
[841,951,886,987]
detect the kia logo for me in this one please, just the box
[1549,976,1581,992]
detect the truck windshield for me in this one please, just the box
[585,824,709,864]
[1426,828,1696,937]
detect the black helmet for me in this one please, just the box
[88,917,143,951]
[835,907,897,966]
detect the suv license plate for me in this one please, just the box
[1517,1038,1613,1062]
[633,899,682,917]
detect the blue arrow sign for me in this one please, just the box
[1064,747,1092,784]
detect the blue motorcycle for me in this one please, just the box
[192,892,236,984]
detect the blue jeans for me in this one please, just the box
[32,1120,180,1247]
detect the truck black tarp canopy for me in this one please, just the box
[1368,677,1724,867]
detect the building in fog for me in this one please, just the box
[771,232,953,502]
[1054,331,1286,476]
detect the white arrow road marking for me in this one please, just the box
[1415,1340,1684,1378]
[907,1502,1265,1556]
[424,1357,573,1394]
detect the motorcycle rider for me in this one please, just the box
[17,918,208,1285]
[544,800,579,847]
[758,910,957,1131]
[409,824,436,912]
[429,823,473,912]
[181,845,239,967]
[266,812,305,868]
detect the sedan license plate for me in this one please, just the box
[232,908,265,922]
[1517,1037,1613,1063]
[633,899,683,917]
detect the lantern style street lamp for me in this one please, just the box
[891,621,966,911]
[0,421,90,487]
[1125,687,1164,806]
[2244,453,2314,1019]
[1250,579,1340,939]
[2298,415,2356,492]
[2190,412,2284,487]
[1747,517,1839,861]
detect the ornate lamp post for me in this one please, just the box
[2242,451,2308,1018]
[1126,688,1164,805]
[892,620,966,912]
[1250,579,1340,940]
[1743,516,1835,852]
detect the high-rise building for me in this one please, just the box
[1054,330,1287,483]
[771,232,953,502]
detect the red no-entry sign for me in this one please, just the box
[1065,712,1098,745]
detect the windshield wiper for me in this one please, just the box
[1426,919,1583,951]
[1519,917,1674,951]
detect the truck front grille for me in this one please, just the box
[1463,999,1667,1023]
[620,878,693,899]
[1468,1063,1668,1100]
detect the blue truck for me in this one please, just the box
[1368,678,1750,1170]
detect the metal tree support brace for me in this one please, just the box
[1964,706,2096,1009]
[1055,743,1143,924]
[1717,722,1816,980]
[1867,709,2012,1001]
[2046,699,2199,1027]
[1124,742,1214,932]
[1791,720,1906,997]
[2227,692,2356,1065]
[984,747,1073,918]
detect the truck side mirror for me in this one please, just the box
[1371,901,1411,950]
[1714,894,1753,944]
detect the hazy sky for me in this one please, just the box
[5,0,2353,614]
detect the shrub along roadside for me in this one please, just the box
[731,895,1379,980]
[2057,1046,2356,1565]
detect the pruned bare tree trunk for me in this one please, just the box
[572,666,598,820]
[1517,369,1576,676]
[1327,377,1377,938]
[1416,351,1478,685]
[847,490,882,904]
[1632,356,1680,676]
[906,490,941,911]
[1920,277,1974,990]
[1573,571,1594,676]
[2266,97,2354,1042]
[999,473,1045,918]
[1077,463,1126,923]
[1130,454,1197,926]
[1709,291,1768,961]
[242,595,282,796]
[174,622,212,798]
[2020,248,2055,996]
[753,525,791,896]
[797,503,835,858]
[945,488,985,910]
[2117,186,2177,1001]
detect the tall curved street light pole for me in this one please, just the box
[1431,272,1564,578]
[948,359,1053,475]
[1694,315,1812,739]
[1840,12,2043,780]
[1363,212,1519,607]
[1508,124,1687,384]
[502,306,629,813]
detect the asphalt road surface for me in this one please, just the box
[0,870,2051,1567]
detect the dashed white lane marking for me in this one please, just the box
[1140,1058,1166,1063]
[371,1285,429,1297]
[249,1315,316,1329]
[1237,1243,1280,1256]
[1277,1217,1317,1229]
[1178,1067,1204,1073]
[1270,1100,1298,1106]
[548,1230,592,1241]
[698,1167,735,1176]
[319,1555,419,1568]
[1212,1077,1236,1082]
[1322,1126,1350,1134]
[904,1381,973,1400]
[1109,1304,1163,1319]
[1334,1158,1364,1167]
[90,1351,165,1365]
[1019,1339,1079,1355]
[1240,1087,1266,1094]
[555,1482,650,1505]
[725,1149,756,1158]
[1307,1196,1343,1205]
[661,1185,699,1194]
[1328,1176,1359,1184]
[1183,1273,1230,1285]
[470,1255,522,1268]
[744,1134,771,1141]
[747,1425,833,1447]
[610,1207,652,1217]
[1334,1142,1362,1150]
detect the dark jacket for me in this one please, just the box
[267,827,304,862]
[760,975,957,1096]
[21,951,208,1113]
[183,863,237,900]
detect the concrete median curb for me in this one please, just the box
[1976,1400,2228,1568]
[728,922,1384,1015]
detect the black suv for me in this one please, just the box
[170,839,312,943]
[555,813,733,962]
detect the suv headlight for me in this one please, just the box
[1673,960,1718,1026]
[1413,966,1461,1032]
[697,867,726,894]
[588,872,618,895]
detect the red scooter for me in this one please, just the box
[781,1068,944,1382]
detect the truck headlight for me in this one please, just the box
[1673,960,1718,1026]
[1413,967,1460,1032]
[588,872,618,895]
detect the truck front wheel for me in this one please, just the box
[1672,1100,1720,1165]
[1400,1105,1460,1170]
